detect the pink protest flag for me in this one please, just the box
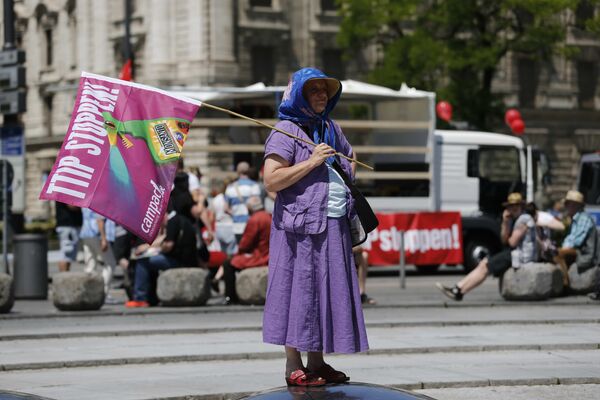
[39,72,202,243]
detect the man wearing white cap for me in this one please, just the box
[225,161,262,243]
[554,190,598,288]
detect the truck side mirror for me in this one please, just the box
[467,149,479,177]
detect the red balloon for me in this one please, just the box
[436,101,452,122]
[510,118,525,135]
[505,109,521,126]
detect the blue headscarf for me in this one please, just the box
[278,68,342,163]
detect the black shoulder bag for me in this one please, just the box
[330,160,379,246]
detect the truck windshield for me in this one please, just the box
[478,146,522,217]
[578,160,600,206]
[478,147,521,182]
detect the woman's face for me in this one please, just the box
[303,79,329,114]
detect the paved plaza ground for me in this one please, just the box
[0,256,599,399]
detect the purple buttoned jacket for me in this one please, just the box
[264,120,355,235]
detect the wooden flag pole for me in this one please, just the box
[200,102,374,170]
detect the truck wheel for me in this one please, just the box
[463,237,495,273]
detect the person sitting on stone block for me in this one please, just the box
[535,207,565,263]
[554,190,597,289]
[80,208,118,305]
[55,201,82,272]
[125,201,198,308]
[551,190,600,299]
[222,196,271,305]
[436,193,538,301]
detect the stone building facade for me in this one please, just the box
[1,0,599,221]
[6,0,367,221]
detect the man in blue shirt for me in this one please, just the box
[54,202,82,272]
[554,190,597,288]
[225,161,261,243]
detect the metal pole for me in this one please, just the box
[2,0,15,274]
[399,231,405,289]
[3,0,14,50]
[2,159,8,273]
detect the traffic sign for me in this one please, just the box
[0,65,25,90]
[0,126,24,212]
[0,49,25,66]
[0,125,23,156]
[0,90,25,114]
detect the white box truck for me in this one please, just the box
[366,128,550,271]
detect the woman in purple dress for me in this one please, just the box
[262,68,369,387]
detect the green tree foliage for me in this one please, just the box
[337,0,578,129]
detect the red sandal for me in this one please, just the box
[285,369,326,387]
[312,364,349,384]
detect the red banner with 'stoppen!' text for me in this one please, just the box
[361,212,463,266]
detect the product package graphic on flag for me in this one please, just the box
[40,72,202,243]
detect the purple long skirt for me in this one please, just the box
[262,216,369,353]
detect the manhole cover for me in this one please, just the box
[242,382,437,399]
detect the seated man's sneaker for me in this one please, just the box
[220,296,239,306]
[436,282,463,301]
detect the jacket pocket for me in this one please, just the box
[278,202,326,235]
[280,203,307,234]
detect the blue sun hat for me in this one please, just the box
[278,68,342,163]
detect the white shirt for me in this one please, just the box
[211,193,232,224]
[187,173,200,192]
[326,164,347,217]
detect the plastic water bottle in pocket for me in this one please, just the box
[511,249,521,269]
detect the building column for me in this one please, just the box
[145,0,173,84]
[207,0,237,84]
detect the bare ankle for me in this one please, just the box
[286,361,304,375]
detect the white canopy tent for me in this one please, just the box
[167,80,434,103]
[172,80,436,199]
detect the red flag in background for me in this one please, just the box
[119,59,133,81]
